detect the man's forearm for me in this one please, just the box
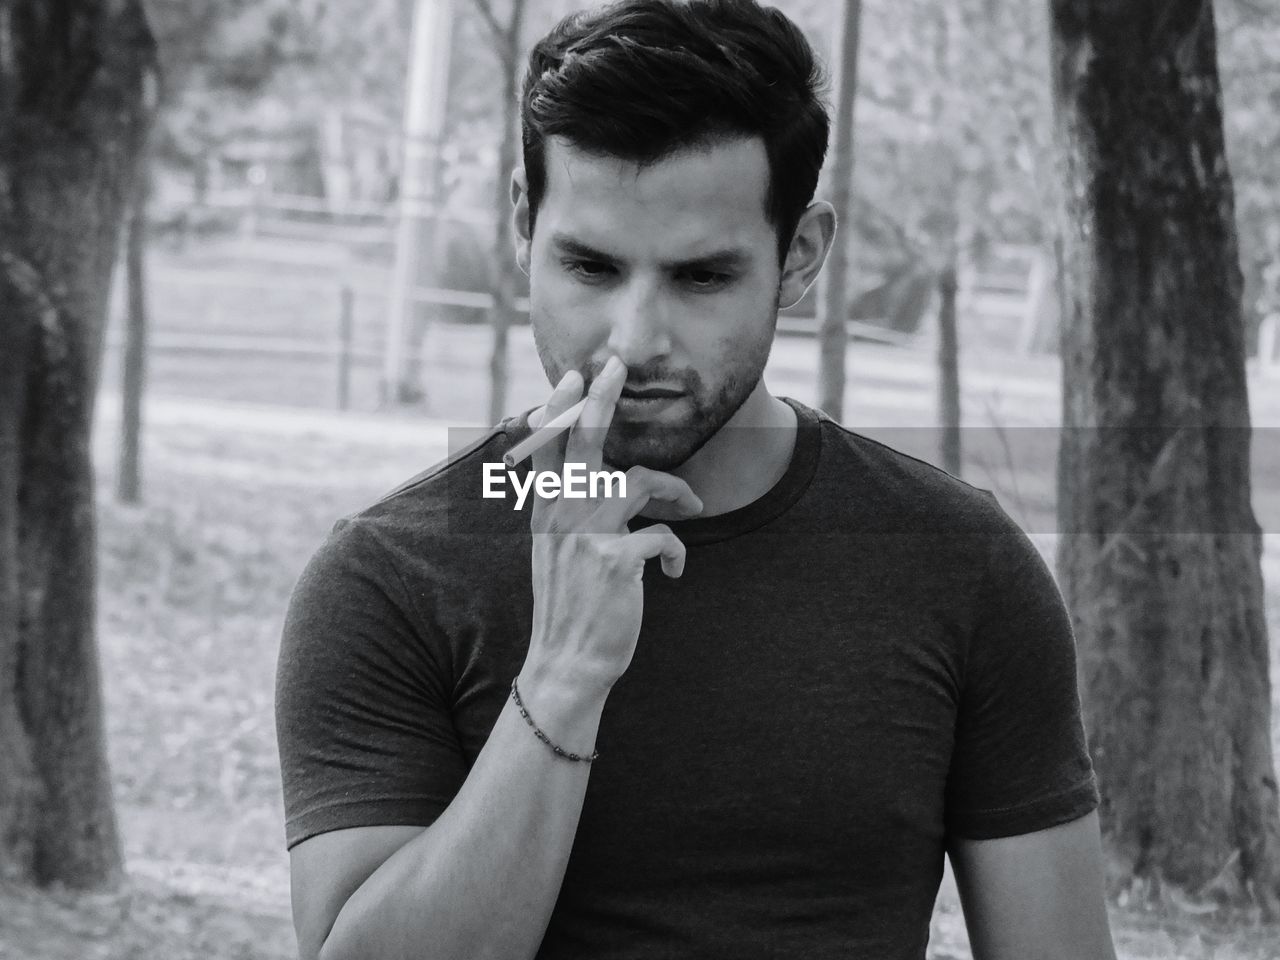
[318,664,607,960]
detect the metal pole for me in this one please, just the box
[383,0,455,405]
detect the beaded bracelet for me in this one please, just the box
[510,677,599,763]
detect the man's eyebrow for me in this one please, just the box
[550,233,752,270]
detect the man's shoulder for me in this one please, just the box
[328,414,532,559]
[803,412,1049,611]
[373,418,519,507]
[810,413,1015,537]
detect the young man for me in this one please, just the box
[275,1,1118,957]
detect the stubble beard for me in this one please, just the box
[531,292,781,473]
[600,348,767,471]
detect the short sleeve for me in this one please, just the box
[944,516,1100,840]
[274,518,468,850]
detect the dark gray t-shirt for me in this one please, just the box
[275,397,1099,959]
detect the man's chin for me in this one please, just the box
[603,426,707,473]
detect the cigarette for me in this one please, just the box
[503,397,591,467]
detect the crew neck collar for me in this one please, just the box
[628,396,822,547]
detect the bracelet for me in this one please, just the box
[510,677,599,763]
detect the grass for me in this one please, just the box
[6,242,1280,958]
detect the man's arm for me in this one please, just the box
[285,363,702,960]
[948,810,1117,960]
[291,668,604,960]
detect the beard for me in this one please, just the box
[599,344,767,470]
[531,291,780,472]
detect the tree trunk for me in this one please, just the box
[486,15,524,426]
[1050,0,1280,917]
[936,256,961,476]
[815,0,862,422]
[118,162,150,504]
[931,4,963,478]
[0,0,156,887]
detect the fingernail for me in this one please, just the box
[604,356,624,378]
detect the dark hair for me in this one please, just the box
[520,0,830,266]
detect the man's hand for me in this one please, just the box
[524,357,703,698]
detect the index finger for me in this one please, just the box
[566,355,626,474]
[528,369,585,479]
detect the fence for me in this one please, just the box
[119,198,1280,414]
[167,193,1059,350]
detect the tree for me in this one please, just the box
[1050,0,1280,917]
[472,0,529,426]
[815,0,862,422]
[807,0,1058,458]
[906,0,1058,477]
[927,3,963,477]
[0,0,157,886]
[115,0,316,503]
[118,162,151,505]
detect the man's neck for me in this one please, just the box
[648,382,798,519]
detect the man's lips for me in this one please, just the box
[615,389,687,418]
[620,387,684,399]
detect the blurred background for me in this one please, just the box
[2,0,1280,957]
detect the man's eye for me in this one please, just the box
[563,259,614,280]
[683,269,731,289]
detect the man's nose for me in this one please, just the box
[605,278,672,368]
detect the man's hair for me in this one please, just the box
[520,0,830,266]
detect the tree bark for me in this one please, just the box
[815,0,862,422]
[117,161,150,504]
[486,7,525,427]
[0,0,156,887]
[1050,0,1280,917]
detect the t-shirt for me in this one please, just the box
[275,397,1099,959]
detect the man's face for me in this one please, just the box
[519,135,784,471]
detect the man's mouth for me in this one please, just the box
[615,387,687,419]
[620,386,684,399]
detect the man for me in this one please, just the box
[275,1,1118,957]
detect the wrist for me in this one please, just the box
[511,664,607,763]
[517,656,612,714]
[511,676,600,762]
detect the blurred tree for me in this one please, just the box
[118,164,151,505]
[146,0,342,195]
[928,3,963,477]
[1051,0,1280,917]
[808,0,1059,447]
[470,0,529,425]
[815,0,863,422]
[0,0,157,886]
[116,0,315,504]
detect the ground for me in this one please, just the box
[4,249,1280,958]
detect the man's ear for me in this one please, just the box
[777,200,837,310]
[512,167,531,277]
